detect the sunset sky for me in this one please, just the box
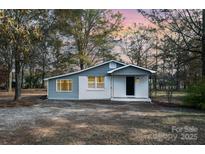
[111,10,153,62]
[113,9,151,27]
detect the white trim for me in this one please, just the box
[79,98,110,100]
[125,95,136,97]
[87,88,105,91]
[48,97,152,102]
[44,60,126,80]
[56,79,73,93]
[110,75,113,98]
[47,80,49,97]
[108,64,156,74]
[48,97,79,100]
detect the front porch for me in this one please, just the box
[108,64,154,102]
[110,75,150,100]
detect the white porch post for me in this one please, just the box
[110,75,113,99]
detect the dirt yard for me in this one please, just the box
[0,90,205,144]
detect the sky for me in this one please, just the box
[111,10,153,62]
[113,9,152,27]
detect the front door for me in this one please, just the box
[126,76,135,96]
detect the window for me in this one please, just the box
[97,76,104,88]
[88,76,95,88]
[56,80,72,92]
[88,76,104,89]
[109,62,117,69]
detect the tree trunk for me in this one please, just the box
[80,59,84,70]
[77,41,84,70]
[14,51,21,101]
[153,74,157,96]
[21,64,24,88]
[175,63,180,90]
[29,65,32,88]
[41,54,45,88]
[202,9,205,77]
[154,49,158,96]
[8,70,12,93]
[162,59,166,90]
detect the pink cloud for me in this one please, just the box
[112,9,153,27]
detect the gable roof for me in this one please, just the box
[44,60,126,80]
[107,64,156,74]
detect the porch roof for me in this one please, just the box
[107,64,156,75]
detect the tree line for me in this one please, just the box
[122,9,205,99]
[0,10,123,100]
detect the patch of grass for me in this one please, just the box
[151,90,186,97]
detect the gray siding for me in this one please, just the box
[78,63,123,76]
[48,75,79,99]
[111,66,151,76]
[48,62,123,99]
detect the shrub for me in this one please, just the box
[184,79,205,109]
[24,73,42,88]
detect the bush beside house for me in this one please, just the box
[184,79,205,109]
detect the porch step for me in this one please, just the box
[111,97,151,102]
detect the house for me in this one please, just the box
[44,60,155,102]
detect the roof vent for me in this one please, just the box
[109,62,117,69]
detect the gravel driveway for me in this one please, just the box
[0,97,205,144]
